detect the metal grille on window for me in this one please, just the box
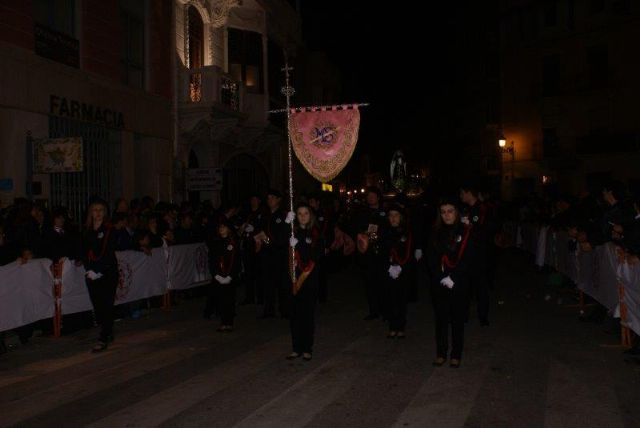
[221,76,239,111]
[49,116,122,223]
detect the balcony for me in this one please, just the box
[179,66,241,112]
[179,66,267,126]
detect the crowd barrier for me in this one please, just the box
[0,244,211,334]
[512,222,639,346]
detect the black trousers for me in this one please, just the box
[204,278,217,318]
[318,254,328,303]
[432,284,469,360]
[385,272,409,331]
[86,270,118,343]
[290,274,318,354]
[361,253,384,316]
[471,268,490,323]
[217,282,236,326]
[242,246,260,304]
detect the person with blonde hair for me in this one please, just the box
[82,199,118,353]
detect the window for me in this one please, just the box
[120,0,145,89]
[612,0,631,14]
[567,0,575,30]
[228,28,264,93]
[542,55,561,96]
[33,0,79,67]
[187,6,204,69]
[543,1,557,27]
[589,0,605,14]
[33,0,76,36]
[587,45,608,88]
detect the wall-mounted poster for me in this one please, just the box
[33,138,83,173]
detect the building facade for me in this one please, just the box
[173,0,302,205]
[0,0,313,216]
[499,0,640,197]
[0,0,174,219]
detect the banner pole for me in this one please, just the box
[282,56,296,283]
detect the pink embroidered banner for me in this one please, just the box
[288,107,360,182]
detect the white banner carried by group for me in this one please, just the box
[0,259,55,332]
[1,244,211,332]
[617,259,640,336]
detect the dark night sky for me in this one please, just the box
[300,2,457,176]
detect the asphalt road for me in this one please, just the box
[1,250,639,427]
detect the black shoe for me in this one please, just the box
[432,357,446,367]
[623,346,640,356]
[91,341,108,353]
[364,314,379,321]
[259,314,276,319]
[479,319,490,327]
[240,300,254,306]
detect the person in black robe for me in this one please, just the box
[257,189,291,319]
[309,194,332,303]
[239,195,264,305]
[382,204,413,338]
[287,203,322,361]
[210,218,241,332]
[460,183,492,326]
[356,187,387,320]
[82,200,119,353]
[427,198,477,368]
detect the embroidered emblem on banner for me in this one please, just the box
[289,107,361,182]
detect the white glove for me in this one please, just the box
[289,236,298,248]
[285,211,296,224]
[415,249,423,261]
[86,270,103,280]
[440,276,454,289]
[388,264,402,279]
[245,224,254,233]
[214,274,225,284]
[221,276,232,285]
[461,216,470,225]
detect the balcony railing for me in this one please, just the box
[180,66,241,112]
[220,75,240,111]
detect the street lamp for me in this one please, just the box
[498,133,507,148]
[498,137,515,157]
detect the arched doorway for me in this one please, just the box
[223,154,269,205]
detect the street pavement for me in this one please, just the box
[1,250,639,427]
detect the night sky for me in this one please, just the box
[300,2,457,177]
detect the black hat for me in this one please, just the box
[365,186,383,200]
[438,196,461,211]
[266,188,283,199]
[217,215,234,230]
[387,203,405,217]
